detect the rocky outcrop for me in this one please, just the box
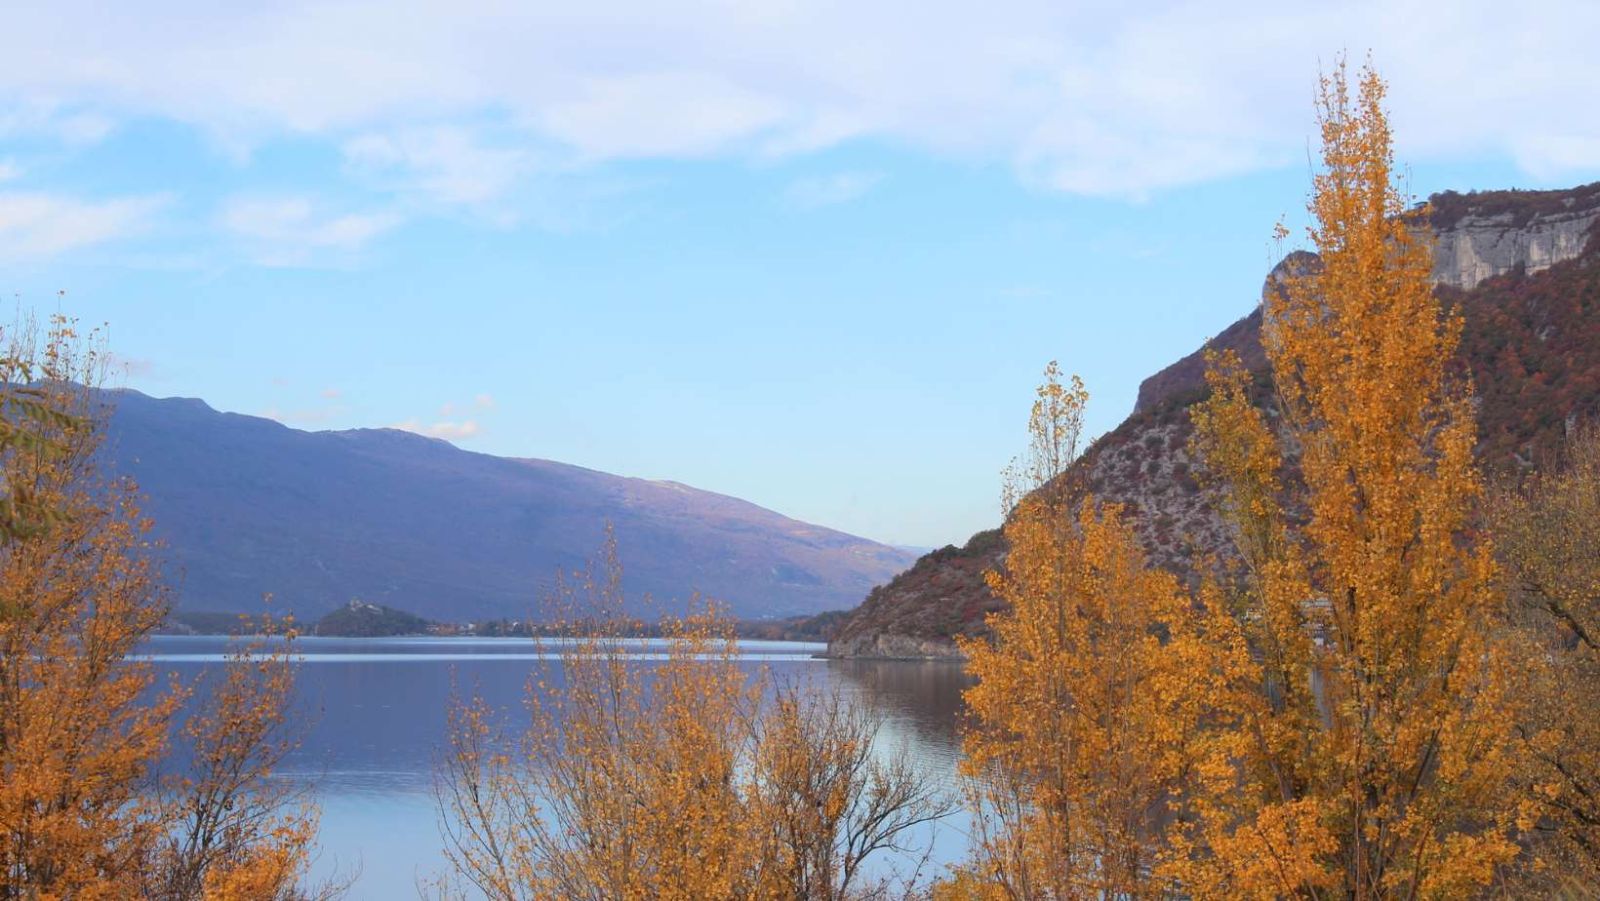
[1134,186,1600,416]
[1431,185,1600,290]
[825,631,964,659]
[829,180,1600,659]
[1134,251,1318,414]
[822,530,1005,659]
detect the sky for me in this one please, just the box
[0,1,1598,549]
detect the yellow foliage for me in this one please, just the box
[747,687,949,900]
[1492,426,1600,891]
[0,315,325,899]
[1001,361,1089,515]
[436,532,947,900]
[152,619,329,900]
[930,868,1011,901]
[1181,59,1521,898]
[952,365,1216,899]
[0,317,177,894]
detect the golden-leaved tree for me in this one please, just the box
[1492,426,1600,891]
[747,684,951,901]
[1178,61,1521,898]
[943,363,1216,899]
[0,315,326,899]
[435,533,947,901]
[435,537,757,901]
[0,318,177,893]
[149,623,331,900]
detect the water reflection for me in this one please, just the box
[139,635,973,898]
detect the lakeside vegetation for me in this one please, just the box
[3,60,1599,899]
[166,603,843,642]
[0,320,335,898]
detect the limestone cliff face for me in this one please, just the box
[1431,190,1600,290]
[1135,184,1600,415]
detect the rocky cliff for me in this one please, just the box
[828,181,1600,659]
[1430,182,1600,290]
[1135,184,1600,415]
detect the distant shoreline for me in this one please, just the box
[161,604,845,643]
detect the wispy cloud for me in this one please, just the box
[783,172,883,210]
[0,101,115,147]
[540,71,787,159]
[343,125,532,208]
[393,418,481,441]
[1,2,1598,199]
[221,195,401,266]
[261,384,352,427]
[0,191,167,261]
[104,352,157,379]
[400,392,496,442]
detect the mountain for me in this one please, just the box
[98,391,918,621]
[827,181,1600,658]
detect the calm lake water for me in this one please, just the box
[138,634,973,899]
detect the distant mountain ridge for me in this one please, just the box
[828,181,1600,658]
[98,390,918,621]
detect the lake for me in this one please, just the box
[138,635,973,899]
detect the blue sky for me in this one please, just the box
[1,1,1598,548]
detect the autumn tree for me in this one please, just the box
[146,619,333,900]
[944,363,1214,899]
[1000,361,1088,515]
[747,685,950,901]
[436,536,754,901]
[1179,61,1521,898]
[0,317,178,894]
[435,534,948,900]
[0,315,325,898]
[1492,426,1600,892]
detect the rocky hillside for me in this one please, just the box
[98,391,918,621]
[827,181,1600,658]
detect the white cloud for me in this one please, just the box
[400,392,493,440]
[393,418,481,441]
[0,100,116,146]
[104,352,156,378]
[262,386,351,426]
[343,125,531,207]
[0,191,166,261]
[433,393,494,423]
[0,1,1597,197]
[783,171,882,210]
[221,195,401,266]
[540,71,788,159]
[53,112,115,146]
